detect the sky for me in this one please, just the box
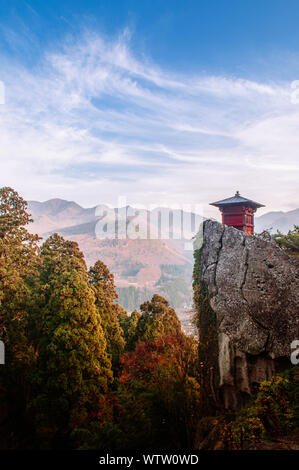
[0,0,299,219]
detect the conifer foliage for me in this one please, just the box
[0,187,201,450]
[89,260,125,369]
[30,236,112,446]
[135,294,182,344]
[273,225,299,257]
[0,187,40,353]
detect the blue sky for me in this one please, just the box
[0,0,299,217]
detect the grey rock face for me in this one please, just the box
[199,220,299,409]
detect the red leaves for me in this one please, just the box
[119,333,198,388]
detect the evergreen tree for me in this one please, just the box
[0,187,40,448]
[39,232,87,283]
[273,225,299,257]
[30,235,112,448]
[134,294,181,346]
[116,304,130,330]
[89,261,125,370]
[0,187,40,348]
[119,309,142,352]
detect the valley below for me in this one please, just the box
[27,198,298,334]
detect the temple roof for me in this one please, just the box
[210,191,265,209]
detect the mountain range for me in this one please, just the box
[254,209,299,233]
[27,198,298,313]
[28,199,204,312]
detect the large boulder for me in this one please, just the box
[195,220,299,410]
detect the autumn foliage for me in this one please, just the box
[0,187,200,450]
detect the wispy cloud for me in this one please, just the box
[0,28,298,216]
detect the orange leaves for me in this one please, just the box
[119,333,198,389]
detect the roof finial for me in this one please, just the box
[235,190,240,197]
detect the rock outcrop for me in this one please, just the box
[194,220,299,411]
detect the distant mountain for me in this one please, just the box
[27,199,99,235]
[27,199,203,312]
[29,198,84,217]
[255,209,299,233]
[27,198,298,312]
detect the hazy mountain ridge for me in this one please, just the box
[255,208,299,233]
[27,198,298,312]
[27,199,199,311]
[28,198,299,238]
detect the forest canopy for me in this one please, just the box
[0,187,200,450]
[0,187,297,451]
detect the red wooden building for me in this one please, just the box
[210,191,265,235]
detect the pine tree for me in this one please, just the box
[273,225,299,257]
